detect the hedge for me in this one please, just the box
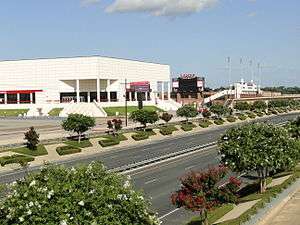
[0,154,34,167]
[56,145,81,156]
[99,138,120,147]
[247,112,256,119]
[226,116,237,123]
[255,111,265,117]
[214,118,225,125]
[199,119,212,128]
[237,114,247,121]
[181,122,197,132]
[160,126,177,135]
[132,132,149,141]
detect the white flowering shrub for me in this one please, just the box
[0,162,160,225]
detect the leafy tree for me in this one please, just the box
[62,114,96,143]
[24,127,39,150]
[171,166,241,225]
[234,102,250,111]
[160,112,173,124]
[201,109,211,118]
[219,123,299,193]
[176,105,198,122]
[0,162,160,225]
[130,109,159,128]
[286,116,300,139]
[210,104,229,118]
[252,101,267,111]
[112,118,123,134]
[269,100,289,108]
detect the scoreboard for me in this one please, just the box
[172,74,205,93]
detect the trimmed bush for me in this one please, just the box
[214,118,225,125]
[255,111,265,117]
[145,128,156,136]
[56,145,81,156]
[199,119,212,128]
[0,154,34,167]
[160,126,177,135]
[99,138,120,147]
[246,112,256,119]
[181,122,197,132]
[132,132,149,141]
[226,116,237,123]
[64,139,93,148]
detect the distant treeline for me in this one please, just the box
[262,86,300,94]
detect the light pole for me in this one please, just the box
[124,79,128,127]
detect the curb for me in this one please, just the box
[244,178,300,225]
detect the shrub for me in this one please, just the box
[210,104,230,117]
[246,112,256,119]
[130,109,159,128]
[56,145,81,156]
[24,127,39,150]
[255,111,265,117]
[234,102,251,111]
[181,122,196,132]
[199,119,212,128]
[214,118,225,125]
[270,109,278,114]
[132,132,149,141]
[0,154,34,167]
[237,114,247,120]
[176,105,198,121]
[0,162,160,225]
[251,101,267,111]
[160,112,173,124]
[160,126,176,135]
[202,109,211,118]
[99,138,120,147]
[226,116,237,123]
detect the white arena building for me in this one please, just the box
[0,56,181,117]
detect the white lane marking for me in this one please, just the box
[185,165,195,170]
[145,178,157,185]
[159,208,180,220]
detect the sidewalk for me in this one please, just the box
[258,188,300,225]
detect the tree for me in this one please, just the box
[112,118,123,134]
[234,102,250,111]
[252,101,267,111]
[160,112,173,124]
[130,109,159,129]
[0,162,160,225]
[210,104,229,118]
[176,105,198,122]
[201,108,211,118]
[171,166,241,225]
[62,114,96,143]
[286,116,300,139]
[24,127,39,150]
[219,123,299,193]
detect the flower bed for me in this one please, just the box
[226,116,237,123]
[99,138,120,147]
[56,145,81,156]
[181,122,197,132]
[0,154,34,167]
[132,132,149,141]
[159,125,178,136]
[199,119,212,128]
[214,118,225,125]
[237,114,247,121]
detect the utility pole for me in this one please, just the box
[124,78,128,127]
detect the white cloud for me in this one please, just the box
[105,0,219,17]
[80,0,100,7]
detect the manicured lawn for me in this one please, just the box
[12,145,48,156]
[48,108,63,116]
[0,109,29,117]
[187,204,234,225]
[64,139,93,148]
[103,106,163,116]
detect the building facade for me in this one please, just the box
[0,56,171,106]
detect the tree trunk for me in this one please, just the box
[200,210,208,225]
[78,132,81,143]
[258,169,267,193]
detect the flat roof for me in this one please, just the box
[0,55,169,66]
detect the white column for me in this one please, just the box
[87,92,91,103]
[107,79,110,102]
[145,92,148,101]
[30,93,33,104]
[96,78,100,102]
[161,82,165,100]
[17,93,20,104]
[76,79,80,103]
[4,93,7,104]
[129,92,132,101]
[167,82,171,100]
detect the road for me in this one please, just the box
[0,113,299,225]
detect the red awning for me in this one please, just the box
[0,90,43,94]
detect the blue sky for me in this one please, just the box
[0,0,299,88]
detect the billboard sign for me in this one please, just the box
[129,81,150,92]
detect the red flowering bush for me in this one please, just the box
[171,166,241,225]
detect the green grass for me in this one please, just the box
[226,116,237,123]
[187,204,235,225]
[64,139,93,148]
[0,109,29,117]
[103,106,163,116]
[99,138,120,147]
[100,133,128,142]
[12,145,48,156]
[48,108,63,116]
[199,119,212,128]
[0,154,34,167]
[214,118,225,125]
[56,145,81,156]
